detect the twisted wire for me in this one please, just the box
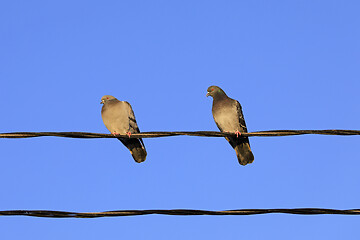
[1,208,359,218]
[1,129,359,139]
[2,130,359,219]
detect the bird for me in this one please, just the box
[100,95,147,163]
[206,86,254,165]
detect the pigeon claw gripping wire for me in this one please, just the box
[126,132,132,138]
[235,130,241,138]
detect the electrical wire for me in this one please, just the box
[1,129,359,139]
[1,208,359,218]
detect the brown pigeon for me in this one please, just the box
[206,86,254,165]
[100,95,147,163]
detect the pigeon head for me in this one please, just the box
[100,95,117,104]
[206,86,227,98]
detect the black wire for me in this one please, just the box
[1,208,359,218]
[1,129,360,139]
[1,130,359,219]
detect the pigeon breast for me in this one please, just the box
[101,101,130,134]
[212,99,241,132]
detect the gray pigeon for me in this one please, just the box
[100,95,147,163]
[206,86,254,165]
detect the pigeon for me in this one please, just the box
[206,86,254,165]
[100,95,147,163]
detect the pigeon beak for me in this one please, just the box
[100,100,104,104]
[206,92,210,97]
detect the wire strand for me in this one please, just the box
[1,129,360,139]
[1,208,360,218]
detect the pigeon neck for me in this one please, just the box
[213,91,228,101]
[107,99,118,104]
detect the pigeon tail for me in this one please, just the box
[118,138,147,163]
[234,142,254,166]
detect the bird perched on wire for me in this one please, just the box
[100,95,147,163]
[206,86,254,165]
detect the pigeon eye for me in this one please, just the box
[211,88,214,91]
[106,97,109,99]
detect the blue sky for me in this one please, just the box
[1,0,360,239]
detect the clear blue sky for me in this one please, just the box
[1,0,360,239]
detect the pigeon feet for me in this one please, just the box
[112,131,131,138]
[235,130,241,138]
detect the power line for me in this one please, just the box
[1,130,359,219]
[1,208,360,218]
[1,129,360,139]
